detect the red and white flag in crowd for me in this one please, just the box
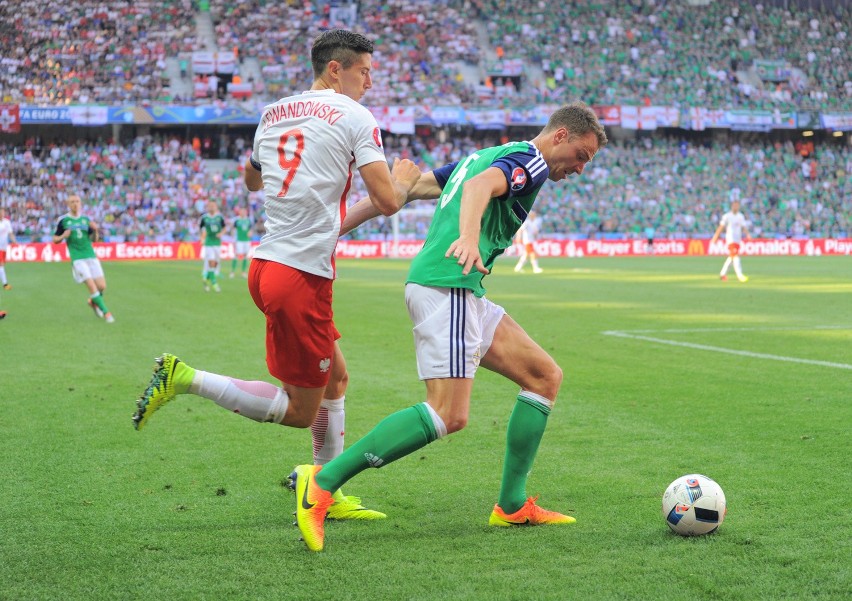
[0,104,20,133]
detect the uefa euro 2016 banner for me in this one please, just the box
[12,104,852,133]
[6,239,852,264]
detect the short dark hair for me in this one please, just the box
[544,101,608,149]
[311,29,374,78]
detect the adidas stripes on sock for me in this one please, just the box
[315,403,443,494]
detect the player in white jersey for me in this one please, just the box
[133,30,421,521]
[710,200,751,282]
[513,210,543,273]
[0,207,17,290]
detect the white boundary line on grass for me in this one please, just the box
[602,327,852,370]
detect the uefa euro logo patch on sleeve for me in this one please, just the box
[510,167,527,191]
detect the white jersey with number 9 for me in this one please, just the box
[252,89,386,279]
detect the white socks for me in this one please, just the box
[732,256,744,279]
[424,402,448,439]
[189,371,289,423]
[311,397,345,464]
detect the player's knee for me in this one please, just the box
[284,413,314,429]
[323,369,348,399]
[536,359,563,400]
[444,414,468,434]
[281,402,319,429]
[336,368,349,392]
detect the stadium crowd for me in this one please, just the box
[209,0,480,106]
[471,0,852,111]
[2,132,848,243]
[1,1,849,246]
[1,0,849,110]
[0,0,197,105]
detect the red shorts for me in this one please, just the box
[727,242,741,255]
[248,259,340,388]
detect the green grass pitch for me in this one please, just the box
[1,256,849,600]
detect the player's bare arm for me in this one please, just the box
[359,157,421,216]
[710,224,724,244]
[446,167,509,276]
[339,171,442,236]
[244,158,263,191]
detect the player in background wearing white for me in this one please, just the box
[710,200,751,282]
[513,209,543,273]
[132,30,421,521]
[0,207,17,291]
[0,207,11,318]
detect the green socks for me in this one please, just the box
[91,293,109,314]
[315,403,438,494]
[497,393,552,514]
[311,393,553,514]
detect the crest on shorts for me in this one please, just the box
[510,167,527,192]
[319,357,331,372]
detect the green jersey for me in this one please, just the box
[200,213,226,246]
[54,214,96,261]
[407,142,549,297]
[234,217,252,242]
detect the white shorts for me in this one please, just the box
[235,240,251,257]
[404,283,505,380]
[202,245,222,262]
[72,257,104,283]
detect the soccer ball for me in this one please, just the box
[662,474,727,536]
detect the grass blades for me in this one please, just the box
[0,256,849,600]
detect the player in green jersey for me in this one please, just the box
[229,207,253,279]
[289,102,608,550]
[53,194,114,323]
[200,200,226,292]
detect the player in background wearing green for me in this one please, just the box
[200,200,226,292]
[230,206,252,279]
[289,102,608,551]
[53,194,114,323]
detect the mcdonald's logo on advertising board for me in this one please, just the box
[176,242,197,260]
[687,239,706,256]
